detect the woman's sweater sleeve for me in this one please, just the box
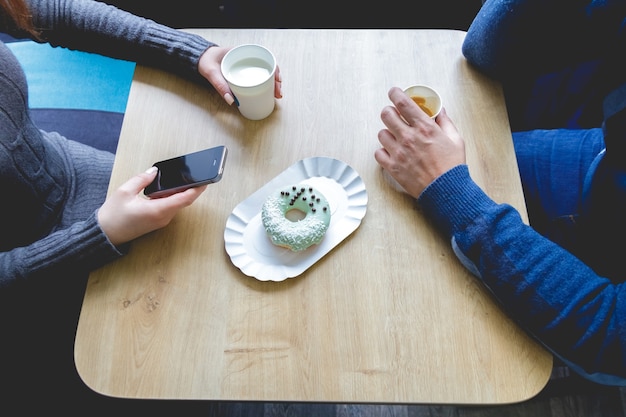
[25,0,215,82]
[418,164,626,384]
[0,212,126,288]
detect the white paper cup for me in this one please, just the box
[221,44,277,120]
[403,84,442,119]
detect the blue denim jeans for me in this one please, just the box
[513,128,605,254]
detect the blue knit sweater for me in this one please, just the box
[419,165,625,385]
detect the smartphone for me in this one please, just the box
[144,145,228,198]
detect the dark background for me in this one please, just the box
[103,0,483,30]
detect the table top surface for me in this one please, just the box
[75,28,552,404]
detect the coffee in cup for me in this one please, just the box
[403,85,442,119]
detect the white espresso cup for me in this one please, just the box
[221,44,277,120]
[403,84,442,119]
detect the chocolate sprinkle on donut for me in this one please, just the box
[262,183,332,252]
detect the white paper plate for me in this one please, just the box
[224,157,368,281]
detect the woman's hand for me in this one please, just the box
[97,167,206,246]
[374,87,466,199]
[197,46,283,106]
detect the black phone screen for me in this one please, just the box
[144,146,227,197]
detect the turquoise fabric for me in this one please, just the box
[6,40,134,113]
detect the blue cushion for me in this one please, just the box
[4,37,135,153]
[6,40,135,113]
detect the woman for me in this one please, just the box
[0,0,282,285]
[0,0,281,410]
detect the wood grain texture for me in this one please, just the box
[75,29,552,404]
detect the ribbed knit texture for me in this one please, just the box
[418,164,626,385]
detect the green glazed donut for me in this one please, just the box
[261,183,331,251]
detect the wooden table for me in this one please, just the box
[75,29,553,404]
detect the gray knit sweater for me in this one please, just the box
[0,0,215,286]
